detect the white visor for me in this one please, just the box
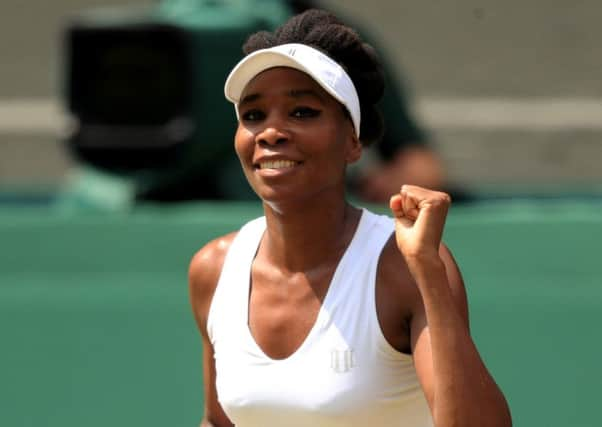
[224,43,361,137]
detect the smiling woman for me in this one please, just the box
[187,8,511,427]
[233,67,358,203]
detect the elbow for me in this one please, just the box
[491,387,513,427]
[499,399,513,427]
[432,398,513,427]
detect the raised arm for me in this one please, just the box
[390,185,512,427]
[188,234,237,427]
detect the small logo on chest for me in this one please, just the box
[330,349,355,373]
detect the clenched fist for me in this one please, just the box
[389,185,451,267]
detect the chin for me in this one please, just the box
[256,185,306,208]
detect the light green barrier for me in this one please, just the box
[1,200,600,426]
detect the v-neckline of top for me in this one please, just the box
[243,208,368,363]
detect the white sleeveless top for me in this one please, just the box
[207,209,433,426]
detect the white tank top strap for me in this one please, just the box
[206,216,266,343]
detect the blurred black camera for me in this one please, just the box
[63,1,292,200]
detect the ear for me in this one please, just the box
[345,133,362,164]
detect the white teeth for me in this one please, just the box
[259,160,297,170]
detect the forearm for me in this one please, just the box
[411,259,511,427]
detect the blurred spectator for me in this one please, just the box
[289,0,455,203]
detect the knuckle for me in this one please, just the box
[430,193,451,208]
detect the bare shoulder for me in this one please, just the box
[379,237,467,304]
[376,236,470,351]
[188,231,238,285]
[188,231,238,336]
[378,234,414,289]
[377,234,423,312]
[375,235,420,353]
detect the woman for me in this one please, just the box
[188,9,511,427]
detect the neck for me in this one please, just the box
[261,196,361,273]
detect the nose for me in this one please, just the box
[255,124,289,146]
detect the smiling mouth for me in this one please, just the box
[257,160,299,170]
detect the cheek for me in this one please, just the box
[234,126,254,160]
[320,123,353,160]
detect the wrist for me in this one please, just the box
[404,250,445,272]
[404,253,447,287]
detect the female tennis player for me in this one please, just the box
[188,9,512,427]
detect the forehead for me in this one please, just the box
[240,67,335,103]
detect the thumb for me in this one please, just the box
[389,194,404,218]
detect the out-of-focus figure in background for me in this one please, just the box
[61,0,458,208]
[287,0,447,204]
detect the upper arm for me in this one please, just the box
[199,331,233,427]
[189,233,237,427]
[409,242,469,408]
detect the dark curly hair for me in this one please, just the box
[242,9,385,147]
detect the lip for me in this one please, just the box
[253,156,302,172]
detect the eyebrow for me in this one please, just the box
[239,88,324,107]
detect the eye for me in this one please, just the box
[240,109,265,122]
[291,107,321,119]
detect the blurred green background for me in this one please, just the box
[1,1,602,426]
[1,201,601,426]
[2,0,602,195]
